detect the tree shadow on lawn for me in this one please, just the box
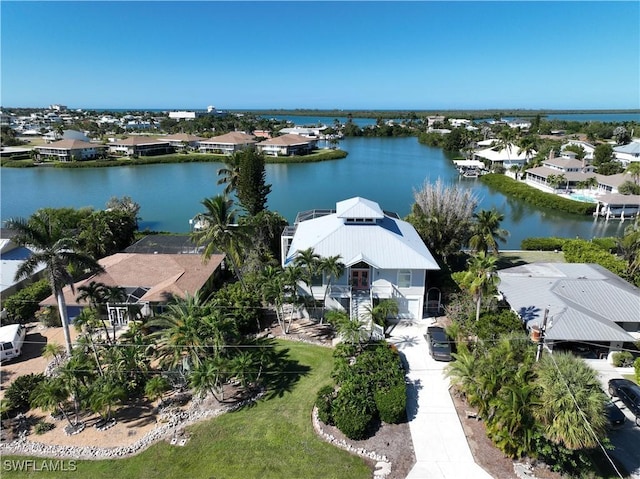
[260,345,311,401]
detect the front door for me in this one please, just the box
[351,269,369,290]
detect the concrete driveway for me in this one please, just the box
[584,359,640,478]
[388,320,493,479]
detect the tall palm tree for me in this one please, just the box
[294,247,321,289]
[318,255,345,323]
[5,211,103,355]
[191,195,250,289]
[468,209,509,256]
[217,152,241,196]
[517,136,537,167]
[464,252,500,323]
[31,377,74,429]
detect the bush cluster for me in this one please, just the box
[2,279,51,324]
[3,373,46,416]
[316,342,407,439]
[521,237,568,251]
[562,239,628,279]
[480,174,597,215]
[612,351,634,368]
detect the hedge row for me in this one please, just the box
[3,149,348,169]
[480,174,597,215]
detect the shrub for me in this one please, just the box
[612,351,634,368]
[474,309,524,342]
[315,385,335,425]
[2,279,51,324]
[562,239,628,279]
[34,420,55,435]
[35,306,61,327]
[4,373,46,415]
[590,237,618,253]
[332,382,374,440]
[374,383,406,424]
[635,357,640,383]
[521,237,567,251]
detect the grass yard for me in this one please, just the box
[2,341,371,479]
[497,249,566,270]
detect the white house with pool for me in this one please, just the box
[281,197,440,322]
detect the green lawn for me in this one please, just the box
[2,341,371,479]
[497,250,566,270]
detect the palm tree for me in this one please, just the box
[149,293,210,371]
[517,136,537,166]
[89,377,126,424]
[73,307,104,375]
[190,357,227,401]
[468,209,509,256]
[5,211,103,355]
[318,255,345,323]
[42,342,65,364]
[625,162,640,185]
[145,376,170,405]
[217,152,241,196]
[364,299,399,336]
[191,195,250,289]
[535,353,608,450]
[294,247,321,289]
[260,265,286,330]
[281,265,304,333]
[31,377,75,429]
[464,252,500,323]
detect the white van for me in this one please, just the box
[0,324,27,362]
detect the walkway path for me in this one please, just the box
[388,320,493,479]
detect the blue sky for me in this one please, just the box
[1,1,638,110]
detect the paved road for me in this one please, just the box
[584,359,640,479]
[388,320,493,479]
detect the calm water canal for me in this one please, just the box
[0,137,626,249]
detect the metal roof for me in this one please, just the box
[498,263,638,343]
[285,197,440,271]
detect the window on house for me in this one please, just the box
[398,270,411,288]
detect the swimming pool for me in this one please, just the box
[569,193,598,203]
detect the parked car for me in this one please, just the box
[0,323,26,362]
[608,378,640,419]
[426,326,452,362]
[606,401,626,428]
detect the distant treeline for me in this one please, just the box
[240,109,640,120]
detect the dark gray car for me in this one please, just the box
[426,326,453,362]
[609,378,640,420]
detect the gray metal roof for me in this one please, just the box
[285,197,440,271]
[498,263,638,343]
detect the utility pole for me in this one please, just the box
[536,308,549,362]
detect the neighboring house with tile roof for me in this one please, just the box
[40,253,225,326]
[281,197,440,321]
[257,133,317,156]
[498,263,640,358]
[108,136,173,156]
[198,132,256,154]
[35,139,106,162]
[162,133,206,149]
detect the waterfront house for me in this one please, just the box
[614,140,640,166]
[257,134,317,156]
[198,132,256,154]
[595,172,634,194]
[281,197,440,322]
[35,139,106,162]
[498,263,639,358]
[40,252,225,326]
[162,133,206,150]
[474,143,533,170]
[525,154,596,192]
[108,136,172,157]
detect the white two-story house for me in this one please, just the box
[281,197,440,321]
